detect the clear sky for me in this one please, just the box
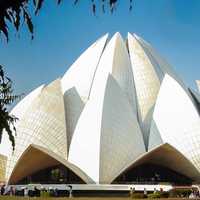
[0,0,200,97]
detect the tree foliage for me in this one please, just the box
[0,0,133,41]
[0,65,22,150]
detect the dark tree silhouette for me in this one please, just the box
[0,65,22,150]
[0,0,133,41]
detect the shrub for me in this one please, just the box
[160,191,169,198]
[169,188,192,198]
[40,190,50,197]
[131,192,147,198]
[148,192,161,198]
[147,191,169,199]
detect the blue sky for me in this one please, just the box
[0,0,200,97]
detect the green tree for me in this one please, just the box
[0,0,133,41]
[0,65,21,150]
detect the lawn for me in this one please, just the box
[0,198,191,200]
[0,197,131,200]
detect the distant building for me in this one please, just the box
[0,154,7,183]
[5,33,200,185]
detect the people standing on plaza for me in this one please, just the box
[34,186,40,197]
[129,187,135,197]
[189,190,195,199]
[24,187,29,197]
[54,188,58,197]
[144,188,147,196]
[0,185,5,195]
[68,185,73,198]
[9,186,15,196]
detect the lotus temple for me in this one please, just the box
[1,32,200,186]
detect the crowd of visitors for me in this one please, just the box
[189,190,200,199]
[129,186,200,199]
[0,184,200,198]
[0,184,73,197]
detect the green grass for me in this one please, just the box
[0,197,190,200]
[0,197,131,200]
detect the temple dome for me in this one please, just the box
[5,33,200,185]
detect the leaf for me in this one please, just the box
[74,0,79,5]
[110,0,117,4]
[109,0,117,13]
[0,66,22,151]
[102,4,105,13]
[101,0,105,13]
[4,11,12,23]
[129,0,133,11]
[0,67,4,80]
[14,8,21,31]
[1,25,9,42]
[57,0,62,5]
[23,9,34,35]
[6,76,12,83]
[33,0,36,6]
[8,10,15,22]
[35,0,45,14]
[90,0,95,15]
